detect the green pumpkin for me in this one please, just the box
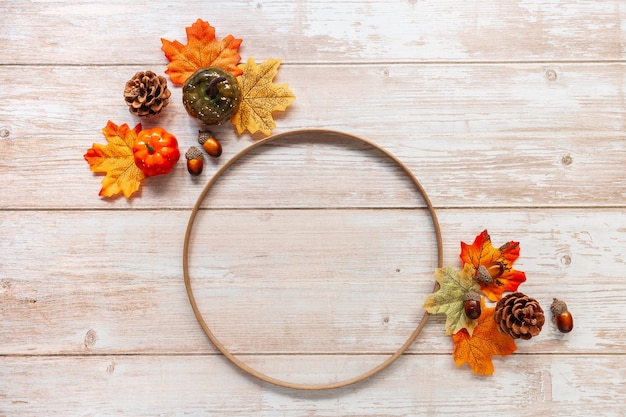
[182,67,241,125]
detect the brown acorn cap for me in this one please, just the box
[185,146,204,160]
[198,130,214,145]
[474,265,493,284]
[463,290,481,301]
[551,298,568,316]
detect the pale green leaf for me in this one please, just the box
[423,263,481,336]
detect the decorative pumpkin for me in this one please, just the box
[132,127,180,177]
[182,67,241,125]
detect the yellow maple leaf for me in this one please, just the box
[84,121,145,198]
[231,57,296,136]
[161,19,243,85]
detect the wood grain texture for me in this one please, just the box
[2,0,625,64]
[1,355,624,417]
[1,64,624,209]
[1,209,623,356]
[2,0,625,415]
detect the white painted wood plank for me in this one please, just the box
[3,63,624,141]
[1,208,624,355]
[1,354,624,416]
[1,64,624,209]
[2,0,625,65]
[2,1,624,415]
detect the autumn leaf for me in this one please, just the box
[452,307,517,375]
[84,121,145,198]
[161,19,243,85]
[423,264,481,336]
[231,57,296,136]
[460,229,526,302]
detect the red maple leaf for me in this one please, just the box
[460,230,526,301]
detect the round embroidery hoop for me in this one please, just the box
[182,129,443,390]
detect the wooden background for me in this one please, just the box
[1,0,625,415]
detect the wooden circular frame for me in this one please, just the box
[183,129,443,390]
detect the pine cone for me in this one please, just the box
[494,292,545,340]
[124,71,171,117]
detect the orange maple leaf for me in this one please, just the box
[231,57,296,136]
[84,121,145,198]
[452,307,517,375]
[460,230,526,301]
[161,19,243,85]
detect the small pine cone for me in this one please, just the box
[124,70,171,117]
[494,292,545,340]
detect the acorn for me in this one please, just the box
[551,298,573,333]
[463,290,482,320]
[487,262,505,279]
[185,146,204,176]
[198,130,222,158]
[474,265,493,285]
[474,263,505,285]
